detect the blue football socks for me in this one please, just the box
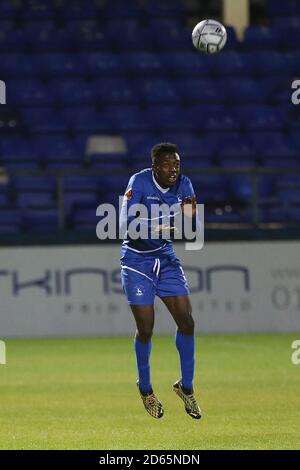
[134,336,152,394]
[175,330,195,392]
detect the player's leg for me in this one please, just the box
[131,304,155,394]
[160,295,201,419]
[160,295,195,391]
[131,304,164,419]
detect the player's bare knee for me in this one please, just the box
[179,315,194,335]
[137,328,153,343]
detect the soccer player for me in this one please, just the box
[120,143,201,420]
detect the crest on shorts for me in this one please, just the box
[135,285,144,296]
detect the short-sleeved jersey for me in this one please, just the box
[120,168,196,258]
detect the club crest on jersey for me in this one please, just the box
[125,189,133,199]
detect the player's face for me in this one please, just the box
[153,153,181,188]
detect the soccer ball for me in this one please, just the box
[192,19,227,54]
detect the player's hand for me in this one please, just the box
[181,196,197,218]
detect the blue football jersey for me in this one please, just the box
[120,168,196,257]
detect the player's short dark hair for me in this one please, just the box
[151,143,179,164]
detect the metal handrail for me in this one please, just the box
[1,167,300,230]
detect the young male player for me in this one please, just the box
[120,143,201,420]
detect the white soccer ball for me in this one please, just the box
[192,19,227,54]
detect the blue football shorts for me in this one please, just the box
[121,255,190,305]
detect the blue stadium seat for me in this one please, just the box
[175,78,218,103]
[12,176,56,192]
[191,175,229,201]
[23,209,59,232]
[159,132,216,159]
[109,105,153,132]
[62,106,114,132]
[1,137,39,161]
[21,0,55,19]
[86,52,122,76]
[222,79,265,103]
[146,0,184,17]
[150,21,190,50]
[214,132,256,160]
[229,175,275,201]
[72,207,99,230]
[102,0,141,18]
[38,53,85,77]
[70,24,108,51]
[9,79,54,106]
[248,132,298,159]
[124,133,160,158]
[256,51,293,77]
[188,105,240,131]
[0,29,26,51]
[97,78,138,104]
[33,136,82,166]
[55,79,97,105]
[224,25,239,50]
[64,192,99,218]
[235,105,285,130]
[121,52,163,76]
[219,159,256,169]
[267,0,300,17]
[243,26,279,50]
[0,0,19,18]
[108,25,154,51]
[208,51,256,77]
[0,53,38,77]
[264,158,299,168]
[160,52,210,76]
[135,79,181,104]
[148,105,196,132]
[59,0,98,18]
[16,191,55,209]
[63,176,102,191]
[0,209,22,233]
[27,29,72,51]
[22,108,66,133]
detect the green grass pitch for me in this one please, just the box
[1,333,300,450]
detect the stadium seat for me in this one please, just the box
[9,79,54,106]
[243,26,279,51]
[23,208,59,232]
[55,79,97,105]
[109,105,153,132]
[22,108,66,133]
[222,79,265,103]
[121,52,163,76]
[86,52,122,76]
[0,53,38,78]
[175,78,218,103]
[16,191,55,209]
[59,0,98,19]
[102,0,141,18]
[135,79,181,104]
[0,29,26,51]
[38,53,86,77]
[62,106,114,132]
[160,52,211,76]
[0,209,22,233]
[97,79,138,104]
[235,105,285,130]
